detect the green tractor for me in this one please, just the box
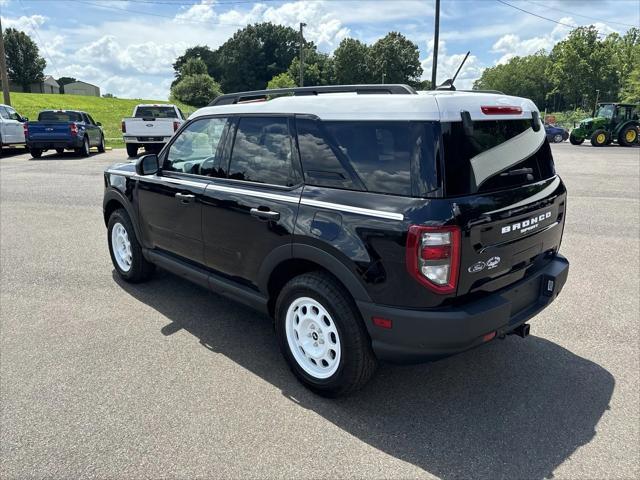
[569,103,639,147]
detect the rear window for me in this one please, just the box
[135,106,177,119]
[38,111,82,122]
[297,120,440,197]
[441,120,555,196]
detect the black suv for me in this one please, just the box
[104,85,569,397]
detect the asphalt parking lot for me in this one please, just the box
[1,143,638,479]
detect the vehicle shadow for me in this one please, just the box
[114,270,614,480]
[27,150,106,161]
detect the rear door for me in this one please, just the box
[0,106,23,143]
[137,116,230,264]
[201,115,302,289]
[437,98,567,296]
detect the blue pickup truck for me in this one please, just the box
[25,110,105,158]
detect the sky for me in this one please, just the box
[0,0,638,100]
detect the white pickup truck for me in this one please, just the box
[121,104,186,157]
[0,104,28,155]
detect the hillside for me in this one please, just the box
[8,93,196,147]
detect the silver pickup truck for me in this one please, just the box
[121,104,186,157]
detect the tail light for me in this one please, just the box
[173,121,180,132]
[23,123,29,139]
[406,225,461,294]
[70,123,79,136]
[121,121,126,133]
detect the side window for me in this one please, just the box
[228,117,296,186]
[86,114,96,125]
[296,117,360,190]
[5,107,20,121]
[0,107,9,119]
[164,117,229,176]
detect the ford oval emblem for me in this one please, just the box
[468,261,486,274]
[146,123,153,127]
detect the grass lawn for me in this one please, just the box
[8,92,196,148]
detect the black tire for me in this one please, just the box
[618,125,638,147]
[275,271,377,397]
[553,133,563,143]
[55,148,64,155]
[569,133,584,145]
[30,148,42,158]
[590,129,608,147]
[78,136,90,157]
[107,209,154,283]
[98,134,106,153]
[126,144,138,157]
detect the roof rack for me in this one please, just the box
[459,89,506,95]
[208,84,417,106]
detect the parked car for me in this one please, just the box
[544,123,569,143]
[103,85,569,397]
[0,104,28,154]
[25,110,105,158]
[121,104,186,157]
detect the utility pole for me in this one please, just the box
[431,0,440,90]
[299,22,307,87]
[0,16,11,106]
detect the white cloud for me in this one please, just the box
[175,0,217,24]
[0,14,46,31]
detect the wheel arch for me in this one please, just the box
[259,244,372,317]
[103,188,142,241]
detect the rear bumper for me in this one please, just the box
[27,138,83,150]
[123,136,171,144]
[357,254,569,363]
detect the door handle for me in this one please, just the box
[250,207,280,221]
[175,192,195,205]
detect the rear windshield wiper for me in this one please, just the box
[500,167,533,177]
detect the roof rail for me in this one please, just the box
[208,84,417,106]
[459,89,506,95]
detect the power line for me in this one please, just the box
[496,0,607,37]
[17,0,61,78]
[526,0,639,29]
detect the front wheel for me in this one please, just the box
[569,133,584,145]
[619,125,638,146]
[107,209,154,283]
[590,129,608,147]
[275,272,377,397]
[553,133,563,143]
[98,134,106,153]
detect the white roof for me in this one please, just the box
[192,91,539,122]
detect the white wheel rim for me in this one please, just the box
[111,222,132,272]
[85,139,90,154]
[285,297,341,379]
[554,134,562,142]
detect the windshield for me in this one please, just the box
[38,111,82,122]
[135,106,177,118]
[596,104,615,119]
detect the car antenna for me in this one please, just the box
[436,51,470,91]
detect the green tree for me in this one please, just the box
[473,52,552,109]
[334,38,372,84]
[369,32,423,85]
[215,23,300,92]
[180,57,208,76]
[3,28,46,93]
[171,74,222,107]
[267,72,296,90]
[288,48,335,86]
[548,26,619,108]
[172,45,219,86]
[620,64,640,103]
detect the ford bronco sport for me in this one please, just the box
[103,85,569,397]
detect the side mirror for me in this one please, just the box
[135,154,159,176]
[96,122,102,126]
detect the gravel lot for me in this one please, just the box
[1,143,638,479]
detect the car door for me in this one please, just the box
[1,106,23,144]
[137,116,230,265]
[202,115,302,289]
[85,114,100,145]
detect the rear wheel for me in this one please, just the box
[590,129,608,147]
[55,148,64,155]
[619,125,638,147]
[107,209,154,283]
[98,134,106,153]
[275,272,377,397]
[78,136,90,157]
[30,148,42,158]
[553,133,563,143]
[569,133,584,145]
[126,143,138,157]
